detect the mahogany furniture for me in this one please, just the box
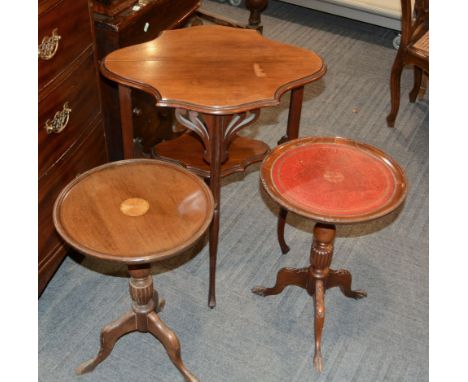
[53,159,214,381]
[387,0,428,127]
[93,0,138,17]
[252,136,407,372]
[93,0,201,159]
[100,25,326,307]
[38,0,108,295]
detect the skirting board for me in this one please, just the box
[278,0,401,30]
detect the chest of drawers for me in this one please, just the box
[39,0,108,295]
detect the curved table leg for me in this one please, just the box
[313,279,325,372]
[206,115,223,309]
[252,267,308,297]
[75,310,137,375]
[277,207,290,254]
[147,312,199,382]
[275,87,304,253]
[326,269,367,299]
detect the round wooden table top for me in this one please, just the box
[53,159,214,264]
[261,137,407,224]
[101,25,326,114]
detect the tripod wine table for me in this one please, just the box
[100,25,326,307]
[53,159,214,381]
[252,136,407,372]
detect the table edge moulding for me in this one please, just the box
[53,159,215,264]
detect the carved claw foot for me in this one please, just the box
[327,269,367,300]
[348,289,367,299]
[251,286,267,297]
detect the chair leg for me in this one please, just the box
[386,55,404,128]
[409,66,423,103]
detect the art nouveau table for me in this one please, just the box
[252,136,407,372]
[53,159,214,381]
[100,25,326,307]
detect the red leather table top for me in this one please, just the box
[262,137,407,223]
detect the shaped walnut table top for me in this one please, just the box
[101,25,326,114]
[100,25,326,308]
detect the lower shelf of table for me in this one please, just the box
[152,131,270,178]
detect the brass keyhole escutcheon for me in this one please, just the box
[120,198,150,217]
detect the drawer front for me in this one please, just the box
[39,48,101,177]
[38,0,93,90]
[39,118,107,275]
[120,0,200,47]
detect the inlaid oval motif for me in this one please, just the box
[120,198,150,217]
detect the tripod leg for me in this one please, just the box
[75,310,137,374]
[326,269,367,299]
[252,267,308,297]
[147,312,199,382]
[313,280,325,372]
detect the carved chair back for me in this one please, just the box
[401,0,429,48]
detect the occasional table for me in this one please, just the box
[100,25,326,307]
[53,159,214,381]
[252,136,407,372]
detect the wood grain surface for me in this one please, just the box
[101,25,326,114]
[53,159,214,263]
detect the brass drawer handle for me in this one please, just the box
[45,103,72,134]
[38,28,61,60]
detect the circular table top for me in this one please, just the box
[53,159,214,264]
[261,137,407,224]
[101,25,326,114]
